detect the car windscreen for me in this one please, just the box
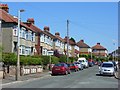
[54,64,64,67]
[102,63,113,67]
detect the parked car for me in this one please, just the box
[51,63,71,75]
[78,57,89,68]
[112,61,117,71]
[88,59,94,67]
[74,62,83,70]
[99,62,115,76]
[67,63,79,72]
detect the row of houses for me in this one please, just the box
[0,4,108,58]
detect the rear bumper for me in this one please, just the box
[99,71,114,75]
[52,70,66,75]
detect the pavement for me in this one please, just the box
[2,70,51,85]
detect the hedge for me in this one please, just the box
[2,53,77,66]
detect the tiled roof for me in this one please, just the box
[55,35,64,42]
[0,9,35,32]
[76,40,90,48]
[92,43,107,50]
[43,30,55,39]
[64,37,76,45]
[0,9,15,22]
[24,22,43,33]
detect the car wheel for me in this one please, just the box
[51,74,55,76]
[68,70,71,74]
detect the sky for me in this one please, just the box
[2,2,118,53]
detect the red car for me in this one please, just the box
[52,63,71,75]
[67,63,79,72]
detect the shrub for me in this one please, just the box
[20,56,42,65]
[2,53,17,65]
[51,56,59,64]
[40,56,50,65]
[59,55,67,63]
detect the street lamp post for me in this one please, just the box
[67,20,69,63]
[16,9,25,81]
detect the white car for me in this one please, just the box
[74,62,83,70]
[99,62,115,76]
[78,57,89,68]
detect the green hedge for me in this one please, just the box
[2,53,17,65]
[2,53,77,66]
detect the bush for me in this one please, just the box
[20,56,43,65]
[51,56,59,64]
[2,53,17,65]
[59,55,67,63]
[40,56,50,65]
[69,57,76,63]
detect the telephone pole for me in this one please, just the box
[67,20,69,63]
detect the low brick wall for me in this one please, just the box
[3,65,43,77]
[22,65,43,75]
[0,71,3,79]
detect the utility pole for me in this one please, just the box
[90,48,92,60]
[16,9,25,81]
[67,20,69,63]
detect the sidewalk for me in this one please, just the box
[2,70,51,85]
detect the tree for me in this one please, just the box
[70,37,76,43]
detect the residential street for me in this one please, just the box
[2,65,118,88]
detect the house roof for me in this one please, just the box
[76,40,90,48]
[64,37,76,45]
[55,35,64,42]
[0,9,35,32]
[24,22,43,33]
[43,30,55,39]
[92,43,107,50]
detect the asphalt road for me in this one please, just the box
[2,65,118,88]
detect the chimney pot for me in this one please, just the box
[81,40,84,42]
[97,43,100,45]
[44,26,50,32]
[0,4,9,13]
[27,18,35,24]
[55,32,60,36]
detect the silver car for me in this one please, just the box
[99,62,115,76]
[74,62,83,70]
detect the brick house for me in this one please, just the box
[64,37,76,57]
[53,32,64,55]
[92,43,108,57]
[24,18,43,55]
[76,40,90,55]
[1,4,36,55]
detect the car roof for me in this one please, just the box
[102,62,113,64]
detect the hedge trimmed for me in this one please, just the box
[2,53,77,65]
[2,53,60,65]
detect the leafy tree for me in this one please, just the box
[70,37,76,43]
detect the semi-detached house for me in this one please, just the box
[53,32,64,55]
[1,5,36,55]
[24,19,55,56]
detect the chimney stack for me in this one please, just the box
[0,4,9,13]
[55,32,60,36]
[81,40,84,42]
[27,18,35,24]
[44,26,50,32]
[97,43,100,45]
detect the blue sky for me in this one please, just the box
[4,2,118,53]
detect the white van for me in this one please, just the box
[78,57,89,68]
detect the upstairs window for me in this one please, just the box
[13,26,18,36]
